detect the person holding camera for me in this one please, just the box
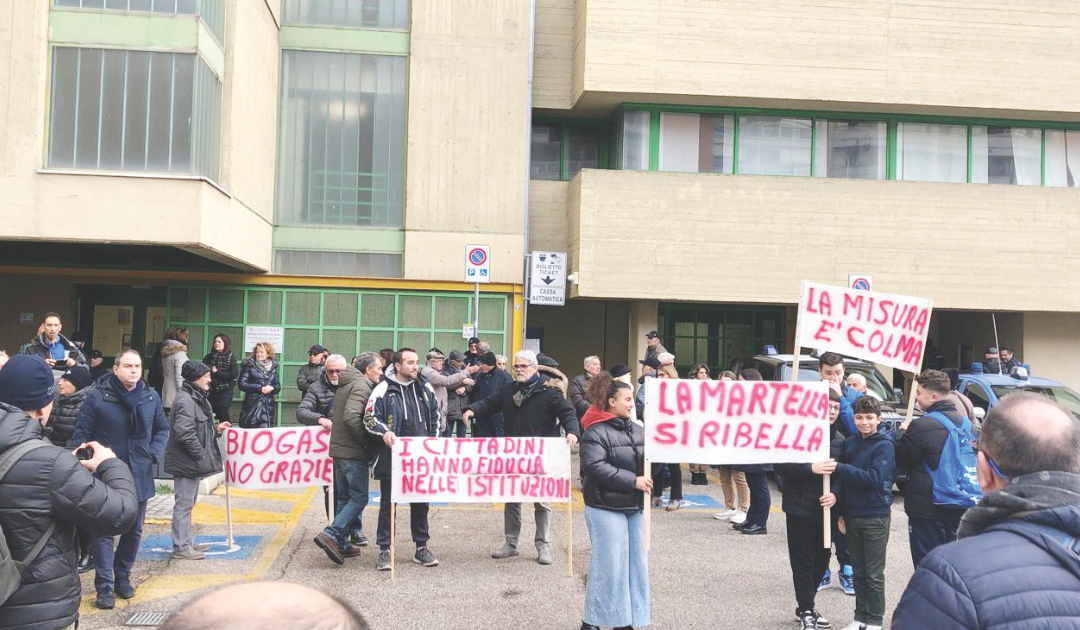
[0,355,138,630]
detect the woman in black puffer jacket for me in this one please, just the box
[48,365,94,447]
[578,372,652,630]
[202,333,238,423]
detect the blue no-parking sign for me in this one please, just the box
[465,244,491,283]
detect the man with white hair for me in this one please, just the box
[569,355,602,417]
[846,373,867,394]
[463,349,581,565]
[297,354,347,430]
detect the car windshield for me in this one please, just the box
[780,363,895,403]
[990,385,1080,417]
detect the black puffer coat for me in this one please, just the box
[47,387,90,447]
[202,350,237,396]
[0,403,138,630]
[579,409,645,513]
[296,371,337,426]
[466,373,581,439]
[237,359,280,429]
[164,383,223,479]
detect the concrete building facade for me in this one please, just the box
[2,0,1079,417]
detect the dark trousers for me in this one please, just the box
[93,499,148,591]
[833,518,851,566]
[744,471,771,527]
[209,391,232,422]
[493,413,506,437]
[847,516,891,626]
[786,513,832,613]
[473,415,496,438]
[908,515,960,568]
[442,417,467,438]
[652,464,682,501]
[377,477,429,551]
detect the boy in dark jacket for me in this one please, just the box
[820,396,894,630]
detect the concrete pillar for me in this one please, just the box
[1023,313,1080,391]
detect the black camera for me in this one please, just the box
[75,447,93,461]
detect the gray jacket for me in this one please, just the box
[569,373,591,417]
[296,363,323,395]
[421,363,471,423]
[160,340,189,409]
[164,382,223,479]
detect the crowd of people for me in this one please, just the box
[0,314,1076,630]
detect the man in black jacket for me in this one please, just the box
[297,354,346,430]
[21,312,86,377]
[468,352,511,437]
[569,355,601,418]
[463,349,581,565]
[895,369,972,568]
[893,394,1080,629]
[364,348,440,571]
[0,355,138,630]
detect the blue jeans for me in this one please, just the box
[323,459,370,548]
[442,417,467,438]
[93,499,148,591]
[745,471,771,527]
[583,506,649,628]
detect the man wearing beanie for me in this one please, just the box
[165,361,230,560]
[467,351,510,437]
[73,349,169,609]
[0,355,138,630]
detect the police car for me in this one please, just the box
[958,368,1080,421]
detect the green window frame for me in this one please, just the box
[614,103,1080,189]
[529,119,610,181]
[658,304,786,377]
[166,285,508,426]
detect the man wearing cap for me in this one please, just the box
[165,361,230,560]
[463,350,580,565]
[982,346,1003,375]
[73,349,169,609]
[0,355,138,629]
[468,352,512,437]
[421,349,477,435]
[569,356,602,417]
[88,349,109,382]
[443,351,472,438]
[464,337,483,367]
[297,345,329,395]
[49,365,93,448]
[643,331,668,365]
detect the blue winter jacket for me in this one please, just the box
[837,385,862,437]
[836,429,894,518]
[73,375,170,502]
[893,503,1080,629]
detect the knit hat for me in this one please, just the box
[609,363,631,379]
[480,352,498,367]
[181,360,212,382]
[468,337,481,345]
[0,355,56,411]
[448,350,464,362]
[61,365,92,392]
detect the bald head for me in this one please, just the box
[159,581,368,630]
[980,393,1080,479]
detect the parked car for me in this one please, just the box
[958,370,1080,421]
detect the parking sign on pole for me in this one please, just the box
[465,245,490,283]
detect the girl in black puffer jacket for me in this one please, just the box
[49,365,94,447]
[202,333,238,423]
[578,373,651,630]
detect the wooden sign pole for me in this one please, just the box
[566,500,573,577]
[794,344,832,550]
[389,503,396,580]
[225,482,234,549]
[643,458,651,551]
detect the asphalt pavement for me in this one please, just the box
[77,466,918,630]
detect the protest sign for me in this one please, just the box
[795,281,933,373]
[224,427,332,490]
[643,379,830,466]
[391,437,572,504]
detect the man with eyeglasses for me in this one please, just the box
[894,369,974,568]
[462,350,580,565]
[893,393,1080,629]
[298,353,348,544]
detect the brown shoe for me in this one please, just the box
[341,544,362,558]
[314,532,344,565]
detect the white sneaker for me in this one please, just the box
[713,508,737,520]
[864,626,881,630]
[730,511,747,524]
[841,623,866,630]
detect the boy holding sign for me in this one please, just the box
[817,397,895,630]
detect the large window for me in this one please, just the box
[566,125,601,178]
[618,110,651,171]
[896,123,967,183]
[659,113,734,173]
[283,0,409,30]
[48,48,221,179]
[971,126,1041,186]
[814,120,887,180]
[273,250,402,277]
[54,0,226,44]
[737,116,812,176]
[530,125,561,181]
[658,304,785,375]
[1045,130,1080,188]
[276,50,407,228]
[528,122,602,181]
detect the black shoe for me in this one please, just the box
[732,521,750,531]
[615,626,636,630]
[349,532,369,547]
[95,589,115,609]
[579,623,601,630]
[115,578,135,599]
[740,524,767,535]
[77,553,93,574]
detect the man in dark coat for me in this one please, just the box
[297,345,328,395]
[364,348,440,571]
[468,352,511,437]
[73,349,169,609]
[895,369,974,568]
[21,312,86,377]
[463,349,581,565]
[981,346,1003,375]
[893,393,1080,630]
[569,355,601,418]
[0,355,138,630]
[297,354,346,430]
